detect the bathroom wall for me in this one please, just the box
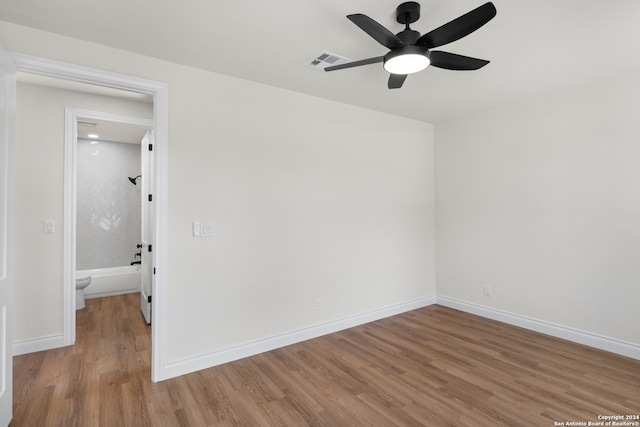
[76,138,141,270]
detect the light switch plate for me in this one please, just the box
[43,220,55,234]
[201,223,214,237]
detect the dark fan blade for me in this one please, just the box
[324,56,384,72]
[347,14,405,49]
[388,74,408,89]
[417,2,496,49]
[429,51,489,70]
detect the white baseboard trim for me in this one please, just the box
[436,296,640,361]
[163,295,437,380]
[16,293,637,378]
[13,333,67,356]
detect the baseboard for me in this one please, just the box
[436,296,640,361]
[16,293,637,378]
[13,333,67,356]
[163,295,437,380]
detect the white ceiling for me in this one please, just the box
[76,119,148,145]
[2,0,640,123]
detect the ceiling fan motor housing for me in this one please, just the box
[398,29,421,44]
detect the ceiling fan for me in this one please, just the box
[324,1,497,89]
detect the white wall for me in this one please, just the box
[4,18,638,372]
[167,80,435,360]
[435,72,640,345]
[2,22,436,368]
[14,82,152,341]
[165,70,435,362]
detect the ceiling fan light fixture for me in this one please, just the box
[383,45,430,75]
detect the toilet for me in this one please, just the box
[76,276,92,310]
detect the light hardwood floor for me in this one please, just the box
[11,294,640,426]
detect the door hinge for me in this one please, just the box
[147,295,152,303]
[148,245,152,252]
[153,267,156,274]
[148,194,153,202]
[148,143,153,151]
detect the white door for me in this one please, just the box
[140,131,154,324]
[0,47,15,426]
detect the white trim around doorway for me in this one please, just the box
[9,52,169,382]
[64,108,154,344]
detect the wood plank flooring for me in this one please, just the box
[12,294,640,426]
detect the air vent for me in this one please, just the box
[78,121,98,127]
[308,51,350,71]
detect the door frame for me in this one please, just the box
[10,52,169,382]
[64,108,154,341]
[0,45,16,427]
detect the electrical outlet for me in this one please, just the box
[192,221,200,237]
[483,286,492,297]
[314,297,324,311]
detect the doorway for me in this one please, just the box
[67,110,154,326]
[11,53,169,382]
